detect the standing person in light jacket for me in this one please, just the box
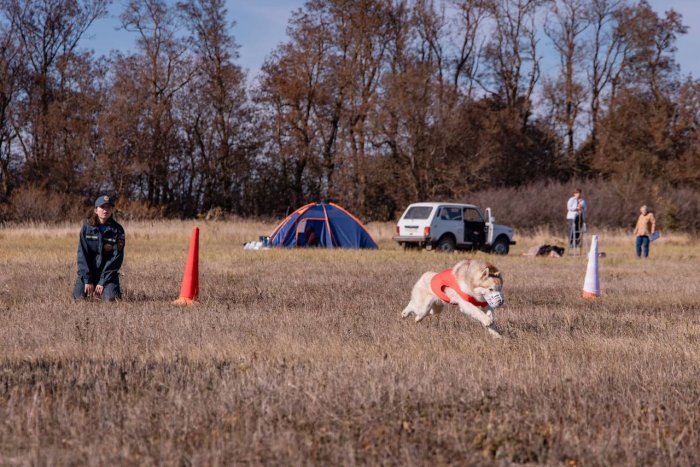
[73,195,126,301]
[633,205,656,259]
[566,188,587,250]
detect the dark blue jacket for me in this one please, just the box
[77,219,125,285]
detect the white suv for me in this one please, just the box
[393,202,516,254]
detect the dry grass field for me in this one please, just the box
[1,220,699,465]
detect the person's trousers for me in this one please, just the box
[635,235,650,258]
[568,216,582,248]
[73,278,121,301]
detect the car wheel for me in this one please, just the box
[436,236,456,253]
[491,236,510,255]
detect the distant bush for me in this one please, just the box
[1,178,698,232]
[198,206,227,221]
[116,199,167,221]
[0,189,166,224]
[0,186,84,223]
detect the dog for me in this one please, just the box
[401,259,505,338]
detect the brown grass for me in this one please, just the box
[1,221,699,465]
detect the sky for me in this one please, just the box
[648,0,700,78]
[83,0,306,80]
[82,0,700,80]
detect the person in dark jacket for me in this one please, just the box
[73,195,126,301]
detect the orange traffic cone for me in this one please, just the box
[582,234,601,299]
[174,226,199,305]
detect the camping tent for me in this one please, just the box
[269,203,378,249]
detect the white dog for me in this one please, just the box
[401,259,505,338]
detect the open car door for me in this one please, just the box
[463,207,486,246]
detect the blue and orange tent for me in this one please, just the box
[269,203,378,249]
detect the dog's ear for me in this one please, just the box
[481,267,490,280]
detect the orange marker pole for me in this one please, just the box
[174,227,200,305]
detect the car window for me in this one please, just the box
[463,208,483,222]
[439,207,462,221]
[403,206,433,220]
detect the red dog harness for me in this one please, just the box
[430,269,488,308]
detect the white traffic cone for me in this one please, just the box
[582,234,601,299]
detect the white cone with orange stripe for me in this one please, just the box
[582,234,600,299]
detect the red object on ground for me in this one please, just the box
[174,227,199,305]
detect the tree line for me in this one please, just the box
[1,0,698,223]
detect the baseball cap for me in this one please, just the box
[95,195,115,208]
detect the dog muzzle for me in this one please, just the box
[484,291,504,308]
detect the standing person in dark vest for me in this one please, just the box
[73,195,126,301]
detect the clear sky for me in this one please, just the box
[648,0,700,79]
[82,0,700,80]
[83,0,306,80]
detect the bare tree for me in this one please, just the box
[0,14,22,199]
[116,0,193,207]
[413,0,447,89]
[543,0,589,162]
[483,0,544,128]
[584,0,626,160]
[1,0,108,190]
[593,1,689,179]
[336,0,396,213]
[256,0,399,213]
[255,3,336,209]
[177,0,251,215]
[666,78,700,188]
[616,0,687,103]
[378,0,461,201]
[450,0,490,96]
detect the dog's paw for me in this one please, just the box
[481,315,494,327]
[487,327,502,339]
[401,308,412,318]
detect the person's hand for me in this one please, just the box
[84,283,95,295]
[95,284,104,295]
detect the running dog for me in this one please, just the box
[401,259,505,337]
